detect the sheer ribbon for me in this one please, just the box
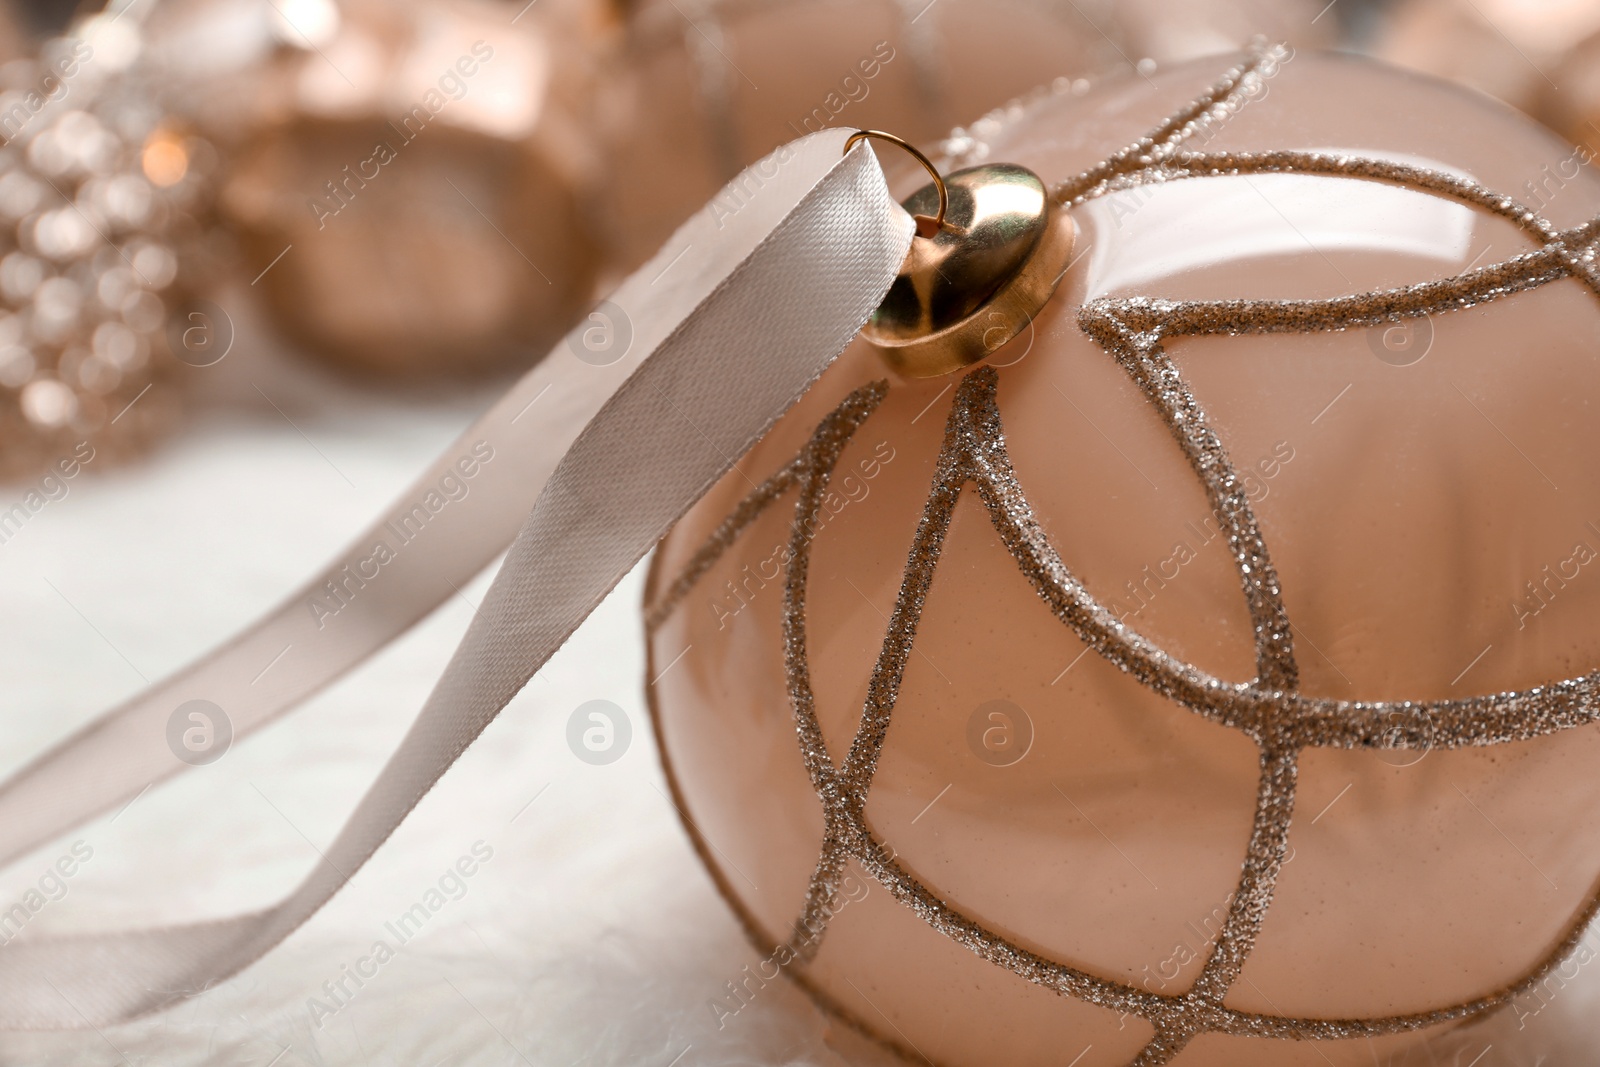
[0,128,914,1027]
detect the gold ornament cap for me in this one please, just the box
[862,159,1076,379]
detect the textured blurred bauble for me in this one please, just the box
[1538,22,1600,162]
[1110,0,1334,66]
[596,0,1334,273]
[1374,0,1600,120]
[647,48,1600,1066]
[211,0,600,377]
[0,13,214,479]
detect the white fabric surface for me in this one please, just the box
[0,370,874,1065]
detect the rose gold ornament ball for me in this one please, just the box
[647,52,1600,1067]
[215,0,600,378]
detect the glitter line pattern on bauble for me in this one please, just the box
[647,44,1600,1066]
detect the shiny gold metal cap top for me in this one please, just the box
[863,163,1076,379]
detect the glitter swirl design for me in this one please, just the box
[645,45,1600,1065]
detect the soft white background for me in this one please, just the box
[0,308,863,1067]
[0,301,1592,1066]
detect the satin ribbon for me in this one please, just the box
[0,128,914,1027]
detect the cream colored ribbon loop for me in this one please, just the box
[0,127,913,1028]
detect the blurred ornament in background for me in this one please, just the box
[0,0,25,55]
[1358,0,1600,181]
[194,0,603,377]
[0,6,216,478]
[1373,0,1600,123]
[1538,17,1600,162]
[1112,0,1333,66]
[594,0,1332,275]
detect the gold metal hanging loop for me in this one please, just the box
[844,129,948,237]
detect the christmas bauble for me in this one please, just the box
[1540,25,1600,162]
[646,48,1600,1066]
[1373,0,1596,118]
[214,0,600,377]
[0,18,211,478]
[221,115,593,377]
